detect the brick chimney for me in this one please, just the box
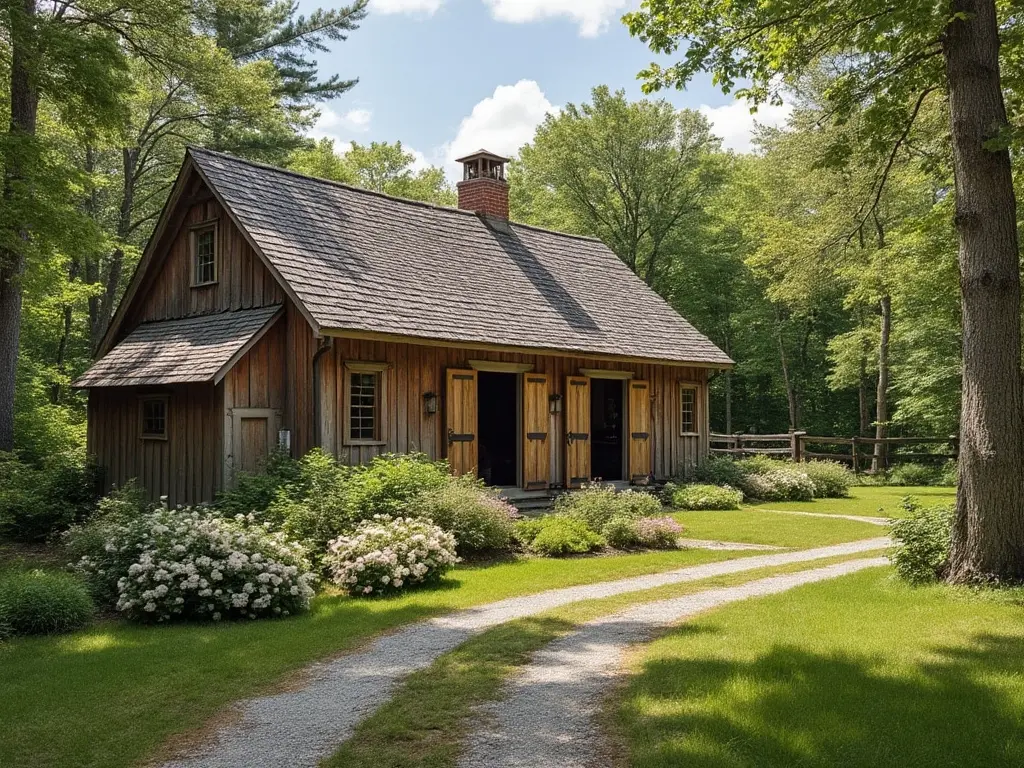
[456,149,510,219]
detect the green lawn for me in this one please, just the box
[672,508,883,547]
[750,485,955,517]
[0,546,764,768]
[611,567,1024,767]
[326,551,886,768]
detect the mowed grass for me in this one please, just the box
[672,508,883,547]
[326,550,887,768]
[0,546,762,768]
[611,567,1024,767]
[750,484,955,517]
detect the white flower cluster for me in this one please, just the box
[326,515,458,596]
[81,509,316,623]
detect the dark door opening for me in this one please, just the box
[478,372,518,486]
[591,378,624,481]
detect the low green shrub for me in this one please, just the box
[939,459,958,487]
[800,460,854,498]
[0,451,103,542]
[553,484,661,530]
[669,483,743,510]
[888,462,942,487]
[890,498,954,584]
[0,570,94,636]
[740,468,815,502]
[343,453,451,519]
[635,516,685,548]
[601,515,644,549]
[326,515,458,595]
[415,478,518,555]
[511,518,545,549]
[736,455,788,476]
[515,516,605,556]
[214,449,301,518]
[690,456,747,487]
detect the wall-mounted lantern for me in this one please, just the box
[549,393,563,414]
[423,391,439,415]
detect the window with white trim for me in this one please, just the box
[680,385,698,435]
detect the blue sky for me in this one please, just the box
[299,0,792,179]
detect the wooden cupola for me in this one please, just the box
[456,149,510,219]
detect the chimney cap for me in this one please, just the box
[455,149,511,164]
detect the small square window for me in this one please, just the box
[192,225,217,285]
[141,398,167,439]
[681,387,697,435]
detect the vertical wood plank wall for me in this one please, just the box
[320,338,711,482]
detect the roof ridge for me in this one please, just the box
[186,146,606,245]
[133,304,281,328]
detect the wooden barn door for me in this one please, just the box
[629,380,652,483]
[565,375,591,488]
[446,369,478,476]
[228,408,279,485]
[522,373,550,490]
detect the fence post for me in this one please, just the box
[734,432,743,458]
[850,436,860,474]
[791,431,806,463]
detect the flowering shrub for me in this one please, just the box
[326,516,458,596]
[70,508,315,622]
[740,468,815,502]
[415,478,518,555]
[636,516,685,548]
[691,456,748,487]
[668,483,743,510]
[554,484,660,531]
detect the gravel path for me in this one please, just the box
[769,509,891,525]
[676,538,784,551]
[159,538,887,768]
[461,556,889,768]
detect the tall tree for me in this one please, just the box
[626,0,1024,581]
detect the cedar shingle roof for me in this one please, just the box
[75,306,281,388]
[190,149,732,367]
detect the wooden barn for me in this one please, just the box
[75,148,733,506]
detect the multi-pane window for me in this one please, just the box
[141,398,167,439]
[680,386,697,434]
[193,226,216,285]
[349,372,379,441]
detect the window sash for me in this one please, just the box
[680,386,697,435]
[348,371,380,441]
[141,398,168,439]
[192,224,217,285]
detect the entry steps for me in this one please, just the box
[497,481,652,515]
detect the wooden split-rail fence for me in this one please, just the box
[709,431,959,474]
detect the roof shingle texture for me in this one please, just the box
[75,306,281,388]
[190,149,732,366]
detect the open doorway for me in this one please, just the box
[478,371,518,486]
[590,378,624,481]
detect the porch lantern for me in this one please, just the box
[549,393,563,414]
[423,391,439,415]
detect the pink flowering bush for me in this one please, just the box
[70,508,316,622]
[326,515,458,596]
[635,516,685,549]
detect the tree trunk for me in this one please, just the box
[724,369,733,434]
[95,147,138,343]
[858,353,870,436]
[0,0,40,450]
[944,0,1024,582]
[871,294,891,472]
[775,312,799,431]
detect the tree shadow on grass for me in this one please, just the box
[622,630,1024,767]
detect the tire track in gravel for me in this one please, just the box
[158,539,888,768]
[460,557,889,768]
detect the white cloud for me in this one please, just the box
[443,80,557,180]
[309,107,373,143]
[483,0,634,36]
[698,99,793,153]
[370,0,442,15]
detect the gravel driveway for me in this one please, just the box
[159,538,887,768]
[461,557,889,768]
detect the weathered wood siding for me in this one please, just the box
[124,196,285,329]
[319,337,710,482]
[87,384,223,507]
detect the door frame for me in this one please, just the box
[224,407,281,487]
[583,370,633,484]
[469,361,531,489]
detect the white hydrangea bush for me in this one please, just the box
[75,508,316,622]
[326,515,458,596]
